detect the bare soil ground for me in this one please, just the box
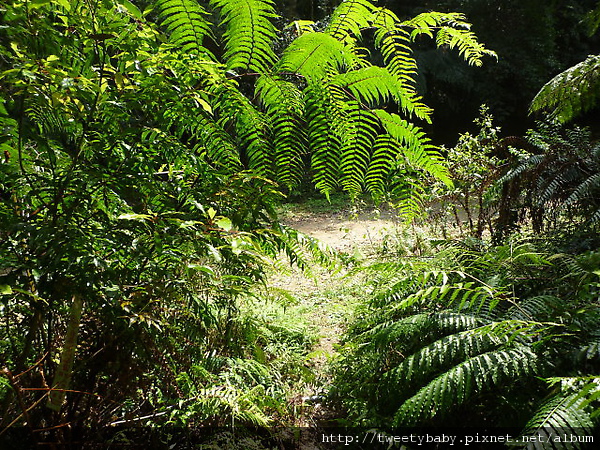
[268,206,406,431]
[282,208,400,253]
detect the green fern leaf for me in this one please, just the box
[531,55,600,123]
[155,0,211,54]
[365,134,398,200]
[518,391,595,449]
[255,75,306,188]
[278,32,358,81]
[210,0,278,72]
[305,84,345,197]
[372,9,432,121]
[434,26,497,67]
[393,347,538,426]
[402,11,496,66]
[339,102,379,197]
[325,0,375,43]
[332,66,400,107]
[374,110,451,186]
[383,328,504,394]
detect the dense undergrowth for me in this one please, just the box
[328,118,600,447]
[1,0,600,448]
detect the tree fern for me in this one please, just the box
[338,103,378,197]
[364,134,399,201]
[374,110,451,186]
[402,11,497,66]
[255,75,306,188]
[155,0,211,54]
[211,81,275,179]
[382,329,507,393]
[210,0,278,72]
[332,66,405,109]
[518,386,597,449]
[304,83,345,197]
[325,0,375,43]
[393,347,538,426]
[277,32,358,81]
[372,9,417,84]
[435,26,497,67]
[334,241,600,432]
[531,55,600,123]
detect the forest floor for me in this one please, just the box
[268,202,408,429]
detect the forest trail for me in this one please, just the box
[283,207,400,253]
[268,206,403,428]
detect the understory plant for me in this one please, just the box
[332,238,600,445]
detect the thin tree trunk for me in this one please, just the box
[46,294,83,412]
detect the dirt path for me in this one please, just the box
[268,207,403,429]
[283,209,400,253]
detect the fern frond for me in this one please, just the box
[402,11,470,39]
[374,110,451,185]
[389,174,428,222]
[255,75,306,188]
[435,26,497,67]
[339,103,378,197]
[365,134,398,201]
[518,389,596,448]
[305,84,345,197]
[212,82,275,178]
[325,0,375,43]
[400,282,495,312]
[371,10,433,121]
[401,11,496,66]
[530,54,600,123]
[507,295,561,322]
[383,329,505,393]
[393,347,538,426]
[372,9,416,83]
[332,66,395,106]
[564,173,600,209]
[155,0,211,54]
[190,115,242,170]
[278,32,357,81]
[210,0,278,72]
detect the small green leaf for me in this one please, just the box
[216,217,232,231]
[53,0,71,10]
[119,0,142,18]
[0,285,12,295]
[187,264,216,277]
[207,207,217,220]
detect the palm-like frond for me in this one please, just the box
[305,84,345,197]
[382,327,509,399]
[277,32,357,81]
[155,0,211,54]
[339,103,378,197]
[325,0,375,43]
[531,54,600,123]
[255,75,306,188]
[332,66,410,110]
[210,0,278,72]
[402,11,497,66]
[393,347,538,426]
[518,387,597,449]
[434,26,498,67]
[374,110,451,186]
